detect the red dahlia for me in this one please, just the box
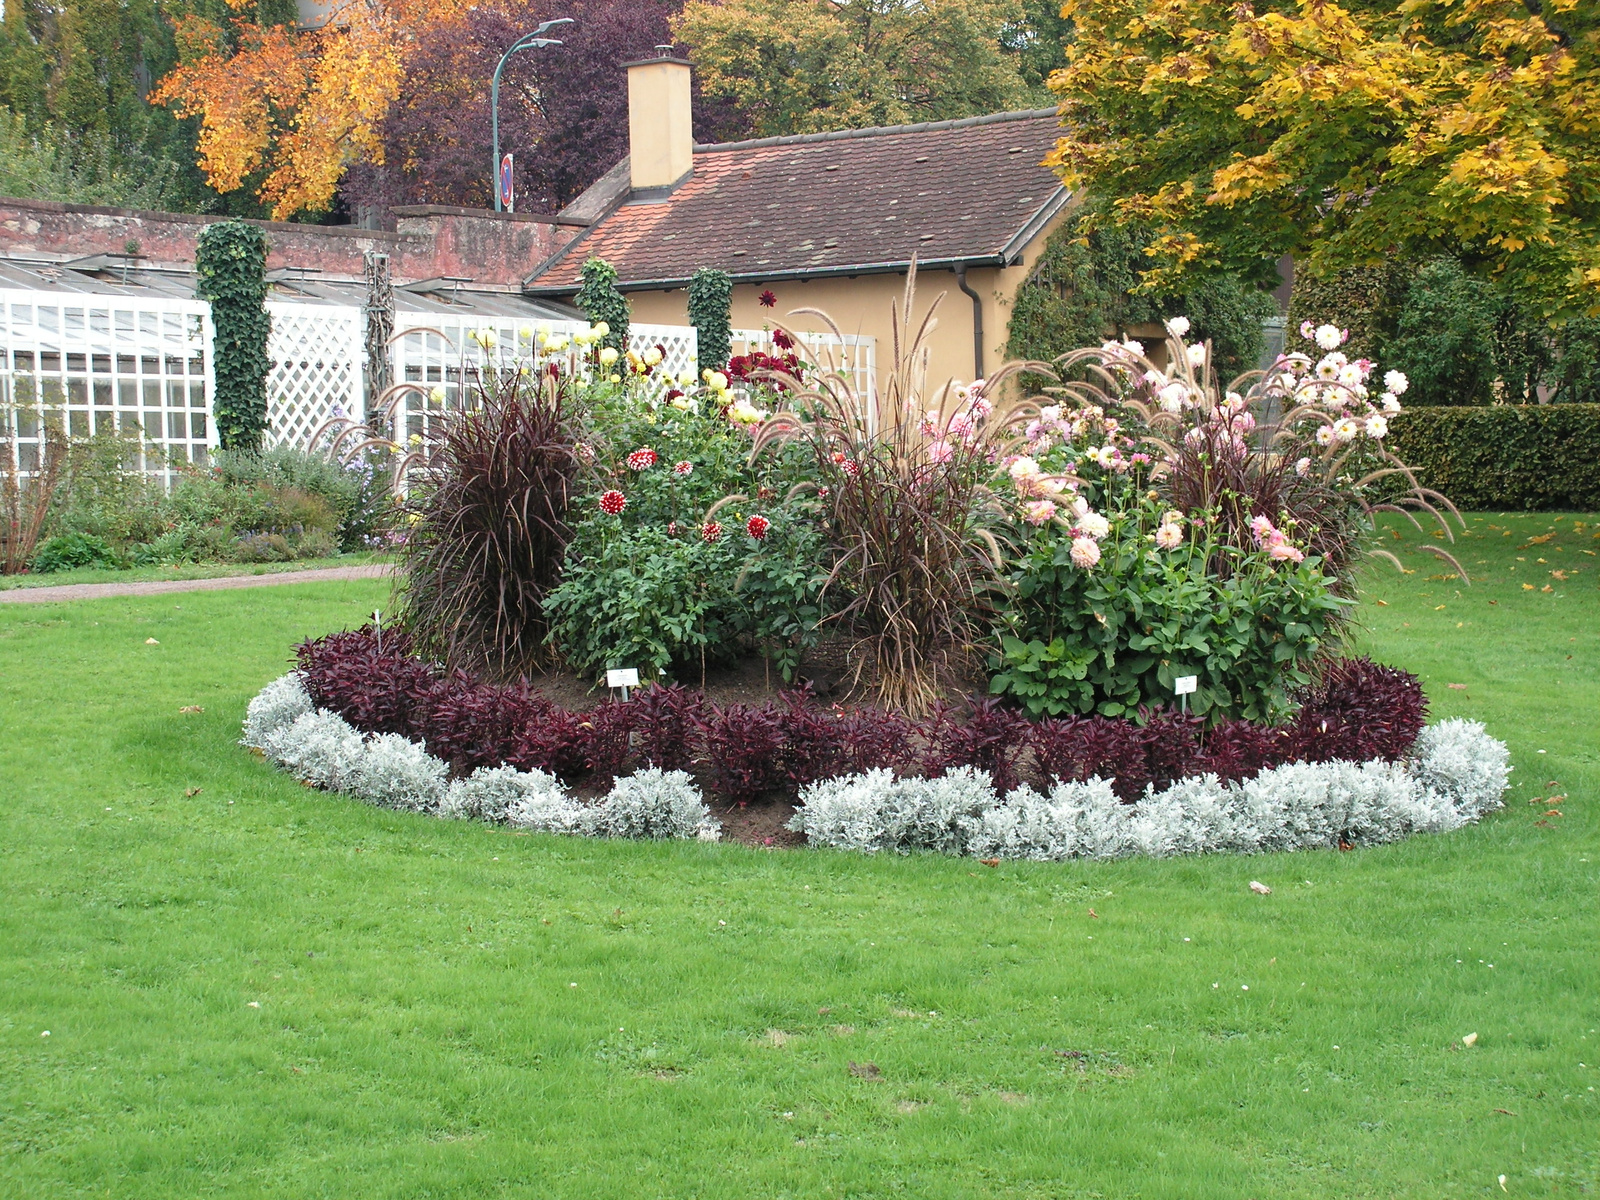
[758,290,777,307]
[746,515,771,540]
[599,490,627,515]
[673,460,693,476]
[700,521,723,544]
[626,447,658,470]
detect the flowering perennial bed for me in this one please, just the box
[243,672,1508,862]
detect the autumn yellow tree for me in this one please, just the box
[1047,0,1600,317]
[152,0,455,218]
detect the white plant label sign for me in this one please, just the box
[606,668,640,689]
[1173,675,1198,696]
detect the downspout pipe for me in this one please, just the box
[954,263,983,381]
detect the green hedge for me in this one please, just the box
[1385,404,1600,511]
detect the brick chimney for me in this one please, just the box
[624,49,694,194]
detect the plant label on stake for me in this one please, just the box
[606,667,640,702]
[1173,674,1198,714]
[372,610,382,655]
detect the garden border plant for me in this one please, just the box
[243,665,1509,862]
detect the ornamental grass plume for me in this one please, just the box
[397,367,583,680]
[749,261,1054,715]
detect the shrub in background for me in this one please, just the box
[1383,404,1600,511]
[1006,200,1279,382]
[30,530,118,572]
[399,370,580,679]
[196,220,271,451]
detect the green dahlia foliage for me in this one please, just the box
[546,378,826,682]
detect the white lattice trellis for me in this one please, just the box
[1,289,214,488]
[731,327,876,403]
[265,301,363,451]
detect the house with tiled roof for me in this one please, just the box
[526,53,1075,390]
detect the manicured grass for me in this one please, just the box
[1,514,1595,1199]
[0,551,392,591]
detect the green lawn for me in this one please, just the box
[1,514,1595,1199]
[0,551,392,591]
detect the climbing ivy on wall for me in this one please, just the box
[687,267,733,371]
[574,257,630,352]
[196,220,271,451]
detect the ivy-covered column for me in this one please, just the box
[687,268,733,372]
[196,220,271,452]
[574,257,630,353]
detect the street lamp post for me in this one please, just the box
[492,17,573,212]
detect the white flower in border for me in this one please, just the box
[1333,417,1361,443]
[1314,324,1344,351]
[1069,536,1101,569]
[1186,343,1208,368]
[1384,369,1409,396]
[1364,414,1388,439]
[1077,510,1111,540]
[1155,522,1183,550]
[1381,392,1402,413]
[1165,316,1191,337]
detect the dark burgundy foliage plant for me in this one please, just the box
[582,699,636,782]
[700,702,786,803]
[632,684,704,771]
[772,689,844,790]
[920,696,1029,794]
[293,630,1429,804]
[297,627,433,736]
[1196,718,1288,783]
[1289,656,1427,763]
[399,370,580,680]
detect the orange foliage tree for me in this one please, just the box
[152,0,456,218]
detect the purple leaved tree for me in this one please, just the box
[341,0,748,222]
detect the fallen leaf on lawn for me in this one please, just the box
[1541,584,1553,592]
[184,787,202,797]
[979,858,1000,868]
[1500,1175,1508,1192]
[179,705,204,713]
[1375,599,1388,606]
[1494,1108,1517,1116]
[1551,570,1568,580]
[1545,810,1562,817]
[1526,533,1555,545]
[1433,604,1446,610]
[145,638,160,644]
[1522,583,1535,591]
[247,1001,260,1008]
[1088,908,1098,918]
[1463,1031,1478,1047]
[849,1060,882,1080]
[1249,880,1272,895]
[1447,683,1468,691]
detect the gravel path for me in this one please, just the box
[0,564,393,604]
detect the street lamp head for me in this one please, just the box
[533,17,574,34]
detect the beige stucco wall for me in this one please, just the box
[623,203,1072,400]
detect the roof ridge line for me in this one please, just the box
[693,108,1060,154]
